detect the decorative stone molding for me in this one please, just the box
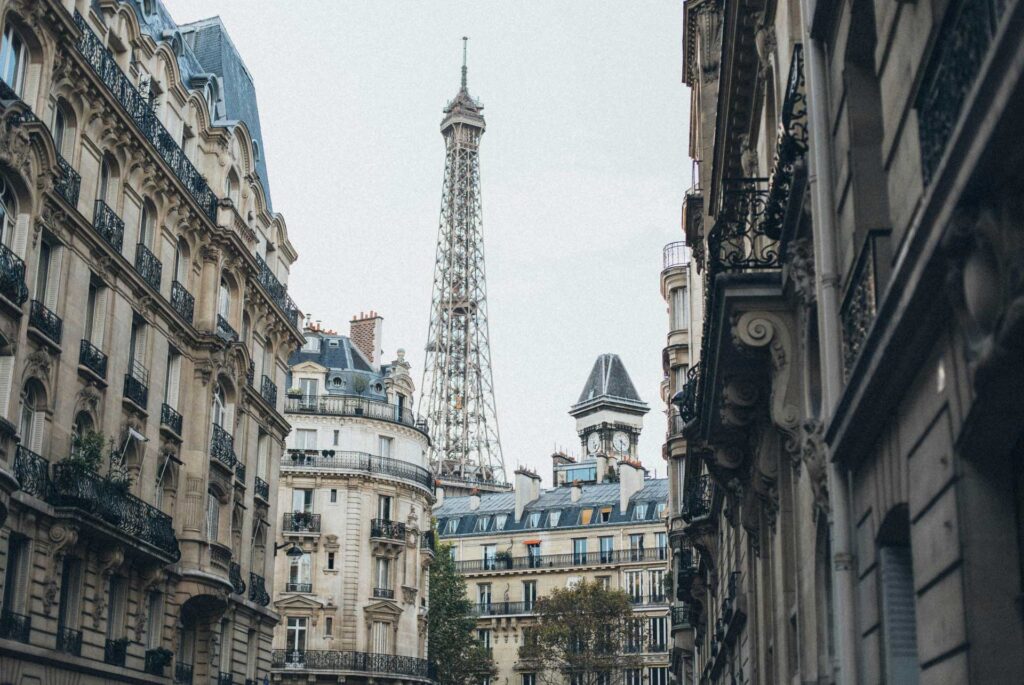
[92,545,126,627]
[42,523,79,616]
[787,238,816,308]
[799,419,829,515]
[695,0,723,84]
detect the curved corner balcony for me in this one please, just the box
[663,241,691,271]
[282,450,433,494]
[284,395,428,436]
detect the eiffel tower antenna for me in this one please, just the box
[420,41,508,494]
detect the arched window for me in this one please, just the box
[0,23,28,97]
[139,200,155,247]
[98,155,112,204]
[212,383,226,427]
[19,381,45,453]
[0,175,14,245]
[71,411,93,446]
[224,169,239,205]
[218,276,230,319]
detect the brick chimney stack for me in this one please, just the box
[350,311,383,370]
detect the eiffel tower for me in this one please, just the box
[420,39,508,494]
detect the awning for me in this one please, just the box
[522,539,541,545]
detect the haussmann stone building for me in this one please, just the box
[0,0,303,683]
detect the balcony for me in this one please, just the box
[247,360,255,387]
[671,361,701,427]
[370,518,406,541]
[50,463,180,561]
[72,12,218,220]
[55,155,81,207]
[56,625,82,655]
[215,314,238,343]
[0,609,30,643]
[217,672,232,685]
[230,562,246,595]
[421,530,435,554]
[29,300,62,345]
[470,601,535,616]
[254,476,269,501]
[287,581,313,593]
[210,542,231,575]
[271,650,433,679]
[170,280,195,324]
[124,359,149,410]
[283,512,321,534]
[145,647,174,676]
[235,461,246,484]
[104,637,128,666]
[210,424,237,469]
[284,395,427,435]
[663,241,691,270]
[372,587,394,599]
[671,603,694,629]
[13,445,50,499]
[161,403,183,437]
[681,474,713,523]
[282,450,433,493]
[260,375,277,406]
[78,339,107,380]
[452,546,669,573]
[255,254,300,326]
[92,200,125,252]
[0,242,28,306]
[175,662,194,684]
[249,572,270,606]
[134,243,162,291]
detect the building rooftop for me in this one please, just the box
[570,353,649,416]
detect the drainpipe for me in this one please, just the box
[798,2,860,683]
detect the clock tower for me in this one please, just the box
[570,353,650,462]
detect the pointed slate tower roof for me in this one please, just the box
[569,354,650,418]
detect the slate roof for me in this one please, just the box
[289,334,384,396]
[434,479,668,538]
[569,354,649,417]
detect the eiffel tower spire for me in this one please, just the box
[420,40,508,493]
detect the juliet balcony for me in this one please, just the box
[210,423,237,470]
[283,512,321,535]
[0,242,28,307]
[29,299,62,347]
[134,243,162,291]
[92,200,125,253]
[124,359,149,410]
[170,280,195,324]
[284,395,428,437]
[78,338,107,382]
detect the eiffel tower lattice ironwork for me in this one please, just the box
[420,38,507,491]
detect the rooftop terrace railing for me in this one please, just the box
[453,546,669,573]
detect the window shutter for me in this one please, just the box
[30,409,45,453]
[879,546,920,684]
[43,246,62,310]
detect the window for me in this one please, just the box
[878,508,919,685]
[327,552,335,570]
[212,383,227,427]
[482,544,496,570]
[445,518,458,534]
[475,515,491,532]
[19,382,44,452]
[217,276,230,319]
[294,429,316,450]
[377,495,392,521]
[333,429,339,445]
[477,628,491,650]
[57,556,83,634]
[324,616,333,636]
[547,510,561,527]
[649,617,667,651]
[146,591,163,648]
[580,509,593,525]
[629,533,644,560]
[98,155,113,204]
[3,536,27,615]
[302,336,319,352]
[648,569,666,602]
[106,575,127,639]
[526,542,541,567]
[596,575,611,590]
[624,571,644,603]
[375,557,390,590]
[493,513,508,531]
[172,238,188,285]
[477,583,491,607]
[633,503,648,520]
[206,490,220,541]
[128,315,148,386]
[599,536,614,563]
[379,435,393,459]
[522,674,536,685]
[671,285,690,330]
[0,23,28,97]
[329,489,337,503]
[35,239,59,310]
[51,101,68,156]
[299,378,318,409]
[164,349,181,409]
[565,465,596,482]
[256,430,270,479]
[655,532,667,559]
[572,538,587,565]
[523,580,536,610]
[371,620,391,654]
[649,667,667,685]
[292,489,313,513]
[0,175,14,245]
[526,512,541,528]
[625,619,642,653]
[655,502,667,519]
[139,200,154,247]
[598,507,612,523]
[285,617,307,653]
[288,553,311,589]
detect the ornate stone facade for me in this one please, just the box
[0,1,302,683]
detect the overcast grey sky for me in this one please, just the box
[165,1,691,484]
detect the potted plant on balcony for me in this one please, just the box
[351,375,368,414]
[495,549,513,569]
[144,646,174,676]
[286,386,302,398]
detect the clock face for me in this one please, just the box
[587,432,601,454]
[612,431,629,454]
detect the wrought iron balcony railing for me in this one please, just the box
[452,546,669,573]
[763,44,807,244]
[144,648,174,676]
[260,375,277,406]
[92,200,125,252]
[215,314,238,343]
[72,12,218,219]
[29,299,62,344]
[104,637,128,666]
[124,362,149,409]
[287,581,313,593]
[421,530,435,552]
[13,444,50,499]
[283,512,321,533]
[254,476,269,501]
[170,280,194,324]
[217,672,232,685]
[840,230,887,379]
[681,474,713,523]
[284,395,427,433]
[708,178,776,272]
[663,241,691,270]
[0,609,30,643]
[370,518,406,541]
[255,254,300,326]
[372,587,394,599]
[271,650,433,678]
[134,243,162,291]
[174,662,194,684]
[247,360,255,386]
[55,154,81,207]
[0,241,28,305]
[283,450,433,492]
[50,463,180,560]
[249,572,270,606]
[57,625,83,655]
[78,338,107,379]
[672,361,702,427]
[229,562,246,595]
[210,423,237,469]
[161,403,183,436]
[671,603,695,628]
[470,601,536,616]
[235,461,246,483]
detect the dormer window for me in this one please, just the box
[526,512,541,528]
[547,510,561,527]
[475,516,491,532]
[445,518,458,534]
[493,514,507,531]
[302,336,319,352]
[633,503,648,521]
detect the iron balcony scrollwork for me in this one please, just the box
[78,339,107,379]
[217,672,232,685]
[708,178,776,272]
[216,314,238,343]
[840,231,886,378]
[210,424,237,469]
[235,461,246,483]
[104,637,129,666]
[56,625,83,655]
[287,582,313,593]
[145,647,174,676]
[72,12,218,219]
[170,280,195,324]
[421,530,435,552]
[249,572,270,606]
[283,512,321,533]
[271,650,433,678]
[124,359,149,409]
[247,361,255,387]
[134,243,162,291]
[92,200,125,253]
[370,518,406,541]
[762,43,807,243]
[29,300,62,345]
[229,562,246,595]
[13,445,50,499]
[671,603,694,628]
[282,450,434,493]
[681,474,713,523]
[255,254,300,326]
[174,662,194,684]
[0,242,28,305]
[260,375,277,406]
[373,587,394,599]
[254,476,269,501]
[284,395,428,434]
[0,609,30,643]
[672,361,702,426]
[55,155,81,207]
[161,403,183,436]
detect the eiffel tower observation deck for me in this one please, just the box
[420,39,509,496]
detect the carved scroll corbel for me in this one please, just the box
[92,545,125,627]
[42,523,79,616]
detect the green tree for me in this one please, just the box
[428,538,496,685]
[531,580,645,685]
